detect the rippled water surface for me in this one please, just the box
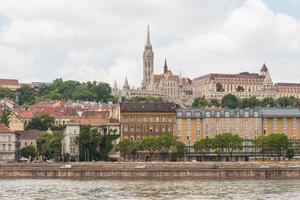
[0,178,300,200]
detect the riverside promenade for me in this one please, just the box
[1,162,300,179]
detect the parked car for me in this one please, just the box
[259,165,269,169]
[288,164,300,168]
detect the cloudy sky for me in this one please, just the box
[0,0,299,88]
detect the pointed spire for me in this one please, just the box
[146,25,151,46]
[123,77,130,90]
[164,58,168,74]
[260,63,268,72]
[113,80,118,90]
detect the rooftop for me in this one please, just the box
[120,102,177,113]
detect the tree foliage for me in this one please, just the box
[36,133,61,160]
[192,97,208,108]
[26,113,55,131]
[221,94,238,109]
[0,108,10,127]
[216,82,224,92]
[20,145,37,160]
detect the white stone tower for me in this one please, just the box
[141,25,154,89]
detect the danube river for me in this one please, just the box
[0,179,299,200]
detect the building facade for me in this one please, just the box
[193,64,300,100]
[117,102,177,140]
[0,123,19,162]
[176,107,300,146]
[62,123,80,160]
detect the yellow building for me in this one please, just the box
[176,108,300,145]
[118,102,177,140]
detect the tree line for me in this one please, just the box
[193,94,300,109]
[0,78,117,107]
[193,133,296,161]
[116,133,186,161]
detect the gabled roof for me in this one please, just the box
[18,129,48,139]
[0,123,13,133]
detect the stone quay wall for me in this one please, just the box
[0,162,300,179]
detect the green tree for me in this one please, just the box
[193,139,211,161]
[20,145,37,160]
[128,141,140,161]
[209,99,220,107]
[216,82,224,92]
[140,137,158,161]
[173,141,186,161]
[276,97,293,107]
[192,97,208,108]
[36,133,61,160]
[222,94,238,109]
[116,139,132,161]
[267,134,289,161]
[26,113,55,131]
[236,85,244,92]
[261,97,276,107]
[238,97,260,108]
[157,133,174,161]
[16,86,38,106]
[0,108,10,127]
[255,136,268,161]
[76,125,103,161]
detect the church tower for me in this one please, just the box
[141,25,154,89]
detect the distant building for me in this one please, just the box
[62,123,80,160]
[116,102,177,140]
[193,64,300,100]
[176,107,300,145]
[112,26,193,105]
[0,79,20,91]
[18,129,48,149]
[0,123,19,162]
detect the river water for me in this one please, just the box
[0,179,299,200]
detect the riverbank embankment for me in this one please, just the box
[1,161,300,179]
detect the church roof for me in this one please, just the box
[260,63,268,72]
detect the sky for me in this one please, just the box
[0,0,299,88]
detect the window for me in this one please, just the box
[283,118,287,134]
[225,111,230,118]
[196,118,201,140]
[273,118,278,133]
[206,112,211,117]
[186,118,191,138]
[263,118,268,133]
[216,112,220,118]
[244,112,249,118]
[254,111,259,117]
[177,119,182,138]
[186,112,192,117]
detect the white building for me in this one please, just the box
[112,26,193,105]
[62,123,80,161]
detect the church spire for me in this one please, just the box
[123,77,130,90]
[146,25,151,47]
[164,58,168,74]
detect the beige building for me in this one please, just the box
[117,102,177,141]
[193,64,300,100]
[0,123,19,162]
[0,79,20,91]
[18,129,47,149]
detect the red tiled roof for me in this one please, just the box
[0,123,13,133]
[0,79,19,86]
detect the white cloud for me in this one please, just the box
[0,0,299,87]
